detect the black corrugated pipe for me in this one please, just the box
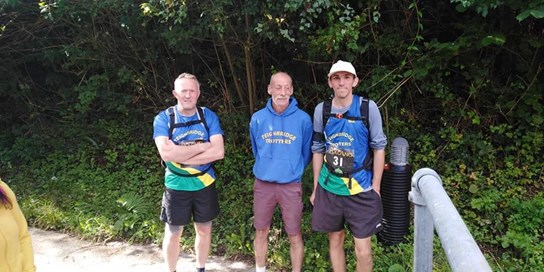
[378,137,412,245]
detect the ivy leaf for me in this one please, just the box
[279,29,294,42]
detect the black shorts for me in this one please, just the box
[160,182,220,226]
[311,185,383,239]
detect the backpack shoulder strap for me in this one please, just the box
[196,106,209,134]
[312,101,330,142]
[322,100,332,127]
[360,98,369,130]
[167,106,176,140]
[167,106,210,140]
[360,98,372,170]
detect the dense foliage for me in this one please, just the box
[1,0,542,271]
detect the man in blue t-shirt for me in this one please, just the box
[249,72,313,272]
[311,61,387,272]
[153,73,224,272]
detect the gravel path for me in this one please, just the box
[30,227,251,272]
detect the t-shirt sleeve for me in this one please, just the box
[152,111,169,139]
[368,100,387,150]
[311,102,326,153]
[204,108,224,137]
[249,114,258,158]
[302,112,314,165]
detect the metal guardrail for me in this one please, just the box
[408,168,492,272]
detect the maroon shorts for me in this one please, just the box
[311,185,383,239]
[253,179,303,235]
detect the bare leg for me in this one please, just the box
[162,224,183,272]
[328,230,346,272]
[254,228,270,268]
[354,236,373,272]
[288,233,304,272]
[194,221,213,268]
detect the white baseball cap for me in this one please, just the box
[328,60,357,78]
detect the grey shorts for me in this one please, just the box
[311,185,383,238]
[253,179,303,235]
[160,182,220,226]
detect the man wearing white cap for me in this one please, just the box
[310,60,387,272]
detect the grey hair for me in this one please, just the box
[175,73,200,90]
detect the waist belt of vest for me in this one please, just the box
[324,163,366,190]
[325,163,367,178]
[324,153,373,190]
[171,164,213,177]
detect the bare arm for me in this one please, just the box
[371,149,385,195]
[154,136,211,163]
[179,134,224,165]
[310,152,324,205]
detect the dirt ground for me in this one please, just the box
[30,227,251,272]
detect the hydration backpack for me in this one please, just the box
[317,98,373,180]
[167,106,209,139]
[321,98,369,130]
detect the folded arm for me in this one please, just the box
[154,136,212,163]
[179,134,224,165]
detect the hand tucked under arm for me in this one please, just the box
[155,136,211,163]
[178,134,224,165]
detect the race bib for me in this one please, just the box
[325,147,354,175]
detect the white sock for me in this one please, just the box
[256,266,266,272]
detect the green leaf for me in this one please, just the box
[372,10,380,23]
[388,264,405,272]
[516,7,544,21]
[481,34,505,46]
[530,9,544,19]
[516,10,532,21]
[455,4,468,13]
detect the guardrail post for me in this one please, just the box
[409,168,492,272]
[408,168,435,272]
